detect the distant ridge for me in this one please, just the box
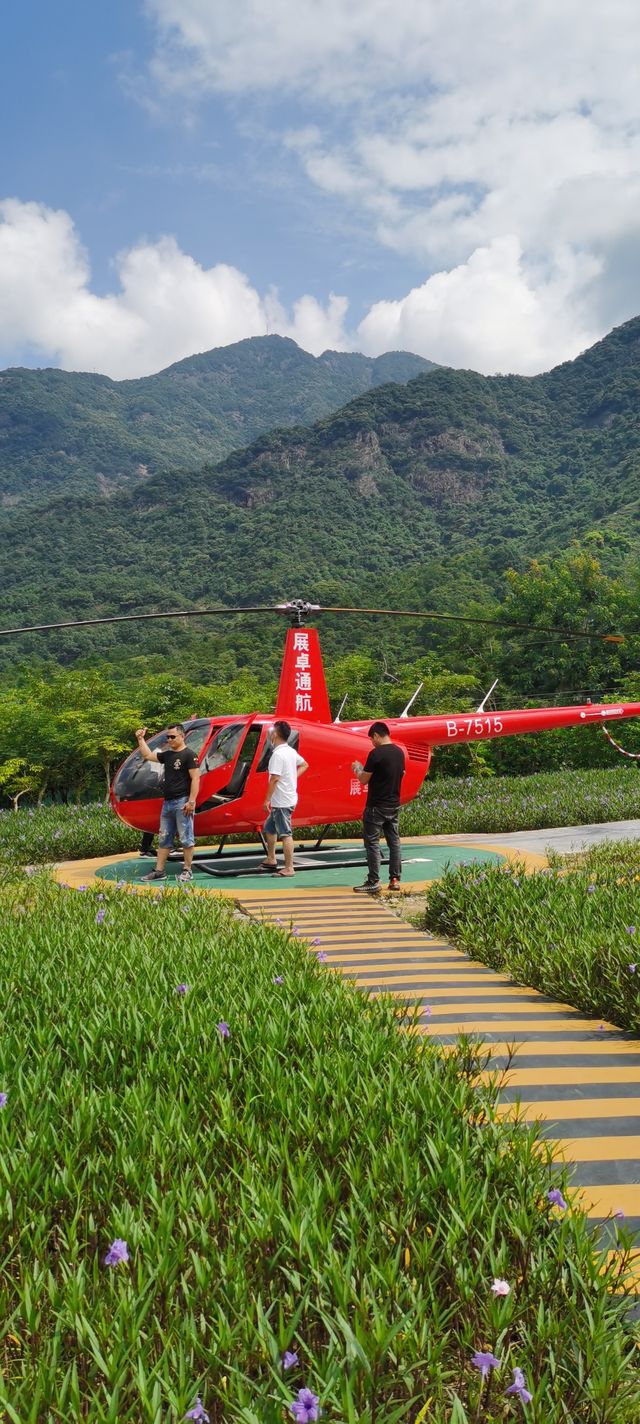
[0,335,435,505]
[0,315,639,669]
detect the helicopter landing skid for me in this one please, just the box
[194,844,386,879]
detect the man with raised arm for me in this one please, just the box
[134,723,200,884]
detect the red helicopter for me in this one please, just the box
[98,598,640,868]
[2,597,638,874]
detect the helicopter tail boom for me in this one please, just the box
[385,701,640,748]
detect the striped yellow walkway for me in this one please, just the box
[238,886,640,1281]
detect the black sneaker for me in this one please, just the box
[141,870,167,882]
[353,881,381,895]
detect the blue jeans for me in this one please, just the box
[264,805,294,838]
[158,797,195,849]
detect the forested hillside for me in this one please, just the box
[0,337,433,504]
[1,316,639,707]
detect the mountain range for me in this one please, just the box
[0,336,433,505]
[1,317,639,672]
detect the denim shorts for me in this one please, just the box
[264,805,294,837]
[158,797,195,849]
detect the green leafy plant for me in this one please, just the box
[0,871,638,1420]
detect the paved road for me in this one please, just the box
[447,817,640,857]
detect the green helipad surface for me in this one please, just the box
[99,839,505,891]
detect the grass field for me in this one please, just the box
[1,865,639,1420]
[0,764,638,866]
[425,840,640,1034]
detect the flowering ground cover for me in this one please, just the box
[425,841,640,1033]
[1,865,639,1420]
[403,764,640,838]
[0,801,139,862]
[1,764,638,865]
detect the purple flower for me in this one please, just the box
[217,1021,230,1038]
[471,1351,501,1378]
[587,884,596,893]
[96,909,106,925]
[506,1367,533,1404]
[184,1398,209,1422]
[614,1208,625,1221]
[627,926,636,935]
[104,1237,129,1266]
[290,1388,320,1422]
[491,1278,510,1296]
[115,880,126,889]
[311,937,321,946]
[283,1350,299,1369]
[424,1005,432,1016]
[97,892,104,901]
[292,926,302,935]
[316,951,328,963]
[176,983,190,995]
[630,963,637,973]
[0,1092,7,1109]
[273,975,284,985]
[547,1187,567,1210]
[77,884,87,891]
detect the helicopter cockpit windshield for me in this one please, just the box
[112,719,212,802]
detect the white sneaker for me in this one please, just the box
[178,869,193,883]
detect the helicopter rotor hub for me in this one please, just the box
[276,599,321,627]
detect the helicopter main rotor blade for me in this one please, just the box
[0,606,284,637]
[0,600,628,644]
[313,605,626,644]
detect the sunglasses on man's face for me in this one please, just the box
[167,733,179,740]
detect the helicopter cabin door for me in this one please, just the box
[195,717,266,814]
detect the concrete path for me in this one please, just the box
[238,882,640,1282]
[444,817,640,858]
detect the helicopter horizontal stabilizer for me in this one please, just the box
[274,626,332,723]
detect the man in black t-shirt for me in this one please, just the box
[351,721,405,894]
[134,723,200,883]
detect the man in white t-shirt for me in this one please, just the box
[261,719,308,877]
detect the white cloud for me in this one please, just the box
[140,0,640,373]
[356,238,602,374]
[0,199,349,378]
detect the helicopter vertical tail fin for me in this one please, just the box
[274,626,332,723]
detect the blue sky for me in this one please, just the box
[1,0,638,377]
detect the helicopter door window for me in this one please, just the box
[202,723,245,773]
[257,728,299,773]
[197,723,266,809]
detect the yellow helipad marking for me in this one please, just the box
[496,1098,640,1122]
[317,949,470,963]
[575,1184,640,1217]
[420,1017,618,1034]
[444,1040,640,1057]
[366,982,570,998]
[555,1136,640,1161]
